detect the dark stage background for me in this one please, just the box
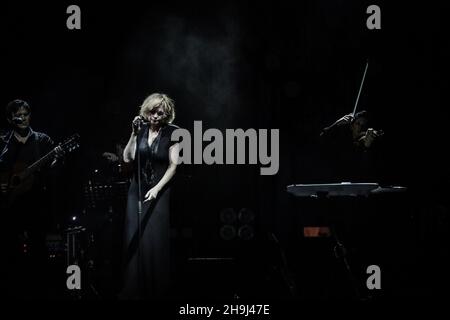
[1,1,449,300]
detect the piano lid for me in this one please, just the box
[286,182,380,197]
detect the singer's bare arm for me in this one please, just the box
[123,133,137,163]
[144,143,179,202]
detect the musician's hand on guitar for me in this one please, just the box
[144,186,160,202]
[51,146,65,167]
[1,183,8,194]
[55,145,65,158]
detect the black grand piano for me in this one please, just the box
[287,182,406,198]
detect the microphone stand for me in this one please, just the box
[136,122,144,298]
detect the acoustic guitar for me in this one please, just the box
[0,133,80,208]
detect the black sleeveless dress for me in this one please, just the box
[120,123,178,299]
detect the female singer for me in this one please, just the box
[120,93,179,299]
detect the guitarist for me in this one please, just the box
[0,99,63,298]
[0,99,63,198]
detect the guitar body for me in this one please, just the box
[0,162,37,209]
[0,133,79,209]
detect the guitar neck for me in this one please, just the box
[23,148,56,177]
[19,134,79,179]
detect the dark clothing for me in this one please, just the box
[120,123,178,299]
[0,128,55,298]
[0,128,54,175]
[0,128,54,221]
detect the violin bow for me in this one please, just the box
[352,60,369,117]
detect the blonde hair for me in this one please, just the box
[139,93,175,124]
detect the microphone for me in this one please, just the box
[138,116,149,124]
[136,116,150,127]
[133,116,149,132]
[12,117,24,124]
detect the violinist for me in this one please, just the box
[319,110,385,183]
[324,110,384,150]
